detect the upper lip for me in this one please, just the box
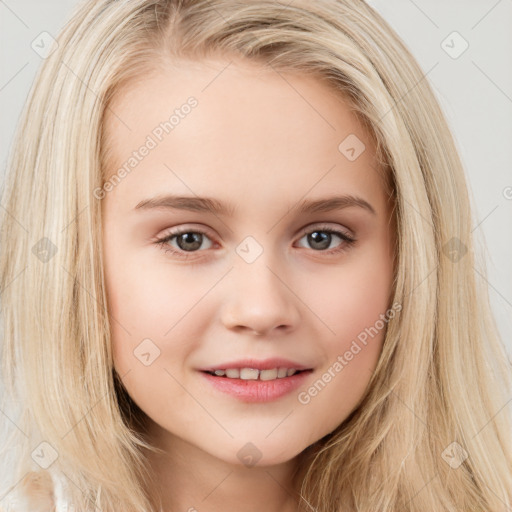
[198,358,313,372]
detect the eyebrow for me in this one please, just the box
[134,194,376,216]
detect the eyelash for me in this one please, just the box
[154,224,356,260]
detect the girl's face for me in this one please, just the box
[102,57,395,467]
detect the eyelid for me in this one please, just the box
[156,223,217,241]
[297,222,354,240]
[157,222,353,240]
[154,222,356,259]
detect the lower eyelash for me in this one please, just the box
[300,227,356,255]
[155,230,207,259]
[155,227,356,258]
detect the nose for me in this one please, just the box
[220,259,301,336]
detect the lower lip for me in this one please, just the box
[199,370,313,403]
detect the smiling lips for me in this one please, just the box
[200,369,313,403]
[205,367,301,380]
[199,357,313,381]
[198,357,314,401]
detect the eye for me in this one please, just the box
[155,227,214,258]
[154,223,356,260]
[295,224,356,255]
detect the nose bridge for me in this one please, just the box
[220,240,300,334]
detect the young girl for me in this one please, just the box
[1,0,511,511]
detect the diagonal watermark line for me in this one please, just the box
[265,265,336,335]
[471,205,499,233]
[403,196,435,230]
[62,471,103,512]
[61,370,132,439]
[0,0,29,28]
[377,369,436,436]
[406,0,439,28]
[61,61,132,131]
[201,471,233,502]
[60,264,132,336]
[0,202,29,232]
[470,395,512,440]
[0,472,30,506]
[210,6,231,24]
[163,367,234,438]
[406,265,438,298]
[473,266,512,310]
[163,267,234,336]
[379,62,439,122]
[201,60,233,92]
[264,469,315,511]
[0,266,27,295]
[206,1,332,135]
[403,471,439,508]
[265,409,294,438]
[389,389,428,428]
[483,481,512,511]
[471,0,504,30]
[0,406,28,437]
[266,164,337,234]
[60,204,90,233]
[269,64,336,131]
[0,62,29,91]
[163,163,233,233]
[375,369,454,472]
[472,61,512,105]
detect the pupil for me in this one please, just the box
[309,231,330,250]
[174,231,332,252]
[177,232,202,251]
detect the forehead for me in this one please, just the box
[101,58,387,216]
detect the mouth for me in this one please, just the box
[201,368,313,380]
[199,367,314,402]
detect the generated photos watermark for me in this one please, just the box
[298,301,402,405]
[93,96,198,200]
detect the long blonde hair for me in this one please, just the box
[1,0,511,510]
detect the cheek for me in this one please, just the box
[105,248,213,386]
[106,248,204,337]
[317,249,394,346]
[105,258,202,418]
[297,253,393,439]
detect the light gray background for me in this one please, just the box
[1,0,511,356]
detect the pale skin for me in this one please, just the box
[101,56,396,512]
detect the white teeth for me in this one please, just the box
[210,367,302,380]
[259,368,278,381]
[240,368,259,380]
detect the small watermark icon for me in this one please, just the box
[441,441,468,469]
[442,237,467,263]
[31,441,59,469]
[31,31,58,59]
[236,236,264,264]
[237,442,262,467]
[134,338,161,366]
[32,237,58,263]
[338,133,366,161]
[441,31,469,59]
